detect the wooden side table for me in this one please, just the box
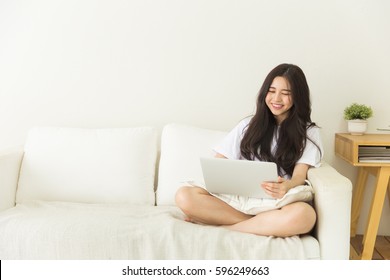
[335,133,390,260]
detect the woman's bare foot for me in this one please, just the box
[184,216,194,223]
[184,216,208,225]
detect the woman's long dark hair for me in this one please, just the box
[240,63,320,177]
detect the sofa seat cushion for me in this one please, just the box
[0,201,319,259]
[16,127,158,205]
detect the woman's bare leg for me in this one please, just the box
[175,186,252,225]
[224,202,316,237]
[176,187,316,237]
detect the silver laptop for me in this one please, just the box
[200,157,278,199]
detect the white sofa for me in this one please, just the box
[0,123,352,260]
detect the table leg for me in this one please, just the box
[388,179,390,206]
[361,167,390,260]
[350,167,369,237]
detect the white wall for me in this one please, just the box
[1,0,389,234]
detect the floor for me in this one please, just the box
[350,235,390,260]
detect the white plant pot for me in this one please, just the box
[347,120,368,135]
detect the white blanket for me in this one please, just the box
[0,201,311,259]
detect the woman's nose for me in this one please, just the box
[273,92,282,100]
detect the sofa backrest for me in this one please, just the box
[156,123,227,205]
[16,127,158,205]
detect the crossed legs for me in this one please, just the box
[175,186,316,237]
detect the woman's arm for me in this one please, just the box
[261,163,310,199]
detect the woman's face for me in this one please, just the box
[265,76,293,124]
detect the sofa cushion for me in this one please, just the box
[16,127,158,205]
[157,123,227,205]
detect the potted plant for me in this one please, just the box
[344,103,373,135]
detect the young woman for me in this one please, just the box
[175,63,323,237]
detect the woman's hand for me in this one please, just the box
[261,176,290,199]
[261,164,310,199]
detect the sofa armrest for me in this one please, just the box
[308,162,352,260]
[0,146,24,212]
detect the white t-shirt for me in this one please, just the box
[213,117,323,178]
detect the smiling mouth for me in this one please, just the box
[271,103,283,110]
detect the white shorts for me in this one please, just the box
[182,180,314,215]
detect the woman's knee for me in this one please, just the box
[283,202,316,235]
[175,186,191,209]
[175,186,208,213]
